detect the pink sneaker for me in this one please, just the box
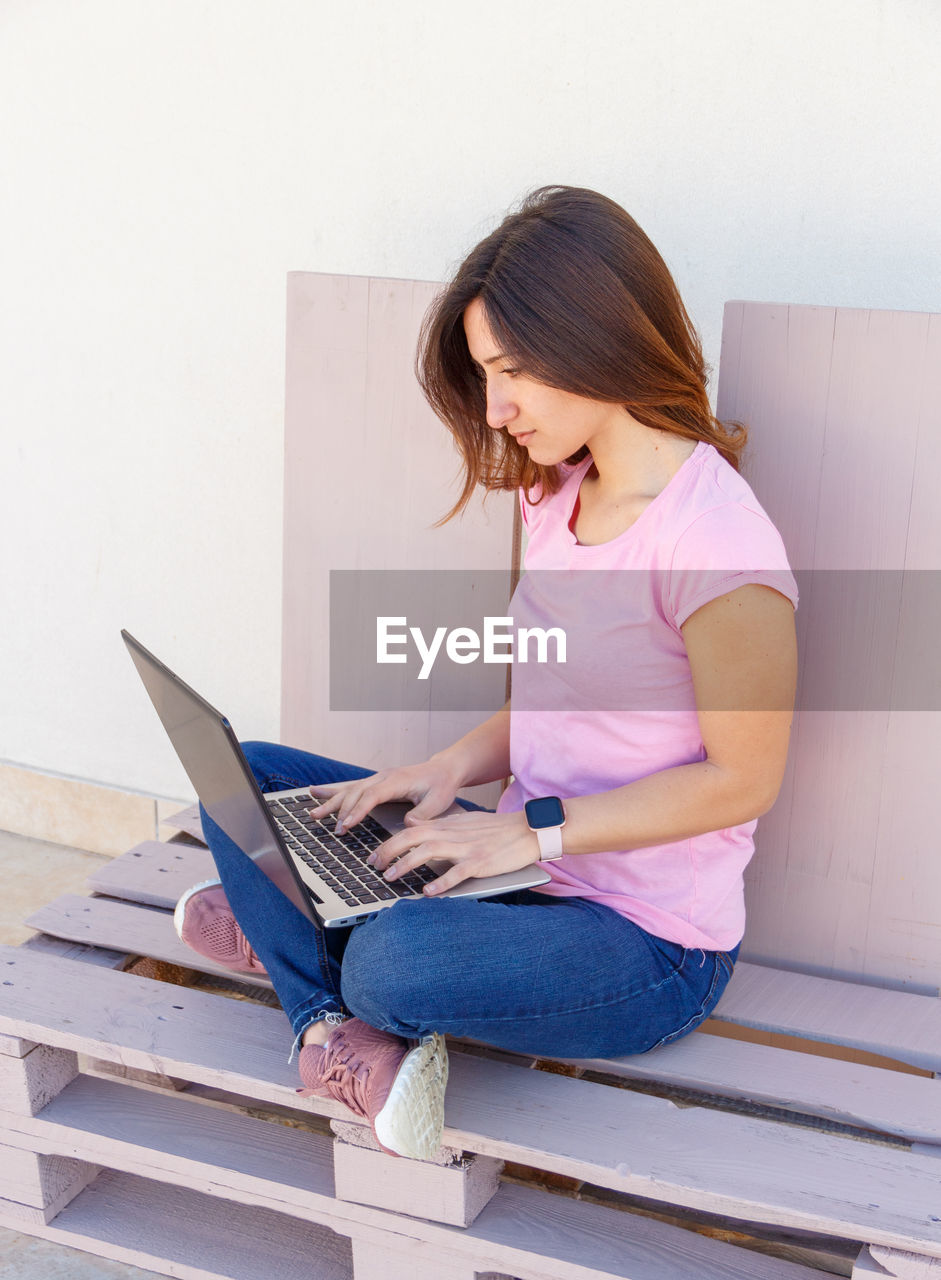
[173,879,268,975]
[297,1019,448,1160]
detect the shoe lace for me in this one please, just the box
[241,934,262,969]
[298,1033,372,1117]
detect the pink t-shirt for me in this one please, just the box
[496,441,799,951]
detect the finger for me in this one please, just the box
[306,787,343,814]
[381,841,452,881]
[306,783,357,819]
[404,794,453,823]
[306,786,367,828]
[422,860,476,896]
[333,779,399,832]
[308,782,379,829]
[368,822,438,870]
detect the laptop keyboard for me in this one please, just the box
[265,794,437,909]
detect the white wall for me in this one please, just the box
[1,0,938,801]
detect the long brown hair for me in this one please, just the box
[416,185,746,525]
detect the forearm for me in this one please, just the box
[430,700,511,789]
[562,759,774,856]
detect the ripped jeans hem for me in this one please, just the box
[286,1003,348,1064]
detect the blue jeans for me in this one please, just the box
[198,741,740,1061]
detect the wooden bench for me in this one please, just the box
[0,810,939,1280]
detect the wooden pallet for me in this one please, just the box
[1,813,940,1280]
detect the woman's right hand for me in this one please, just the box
[306,756,465,834]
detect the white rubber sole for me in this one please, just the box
[172,878,223,943]
[372,1033,449,1160]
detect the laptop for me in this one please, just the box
[122,630,549,928]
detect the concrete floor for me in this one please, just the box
[0,829,162,1279]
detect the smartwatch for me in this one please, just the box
[524,795,566,861]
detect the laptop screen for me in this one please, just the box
[122,630,280,863]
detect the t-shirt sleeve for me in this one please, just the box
[667,503,799,630]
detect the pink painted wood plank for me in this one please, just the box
[864,311,941,987]
[0,1033,36,1058]
[776,309,929,978]
[717,301,834,574]
[19,931,129,970]
[813,309,927,572]
[552,1027,941,1146]
[351,1237,478,1280]
[9,1074,481,1250]
[160,804,206,843]
[717,302,941,989]
[85,840,218,909]
[743,861,877,982]
[281,273,515,810]
[23,895,273,990]
[854,1247,887,1276]
[0,1167,354,1280]
[781,311,927,976]
[717,304,836,974]
[0,944,314,1108]
[333,1137,501,1227]
[867,1246,941,1278]
[864,709,941,988]
[0,1042,78,1116]
[4,1071,337,1206]
[712,959,941,1072]
[0,1143,96,1211]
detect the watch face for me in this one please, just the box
[525,796,565,828]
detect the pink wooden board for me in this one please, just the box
[281,273,516,809]
[86,840,219,909]
[867,1246,941,1279]
[717,302,941,991]
[0,1033,35,1058]
[159,805,206,843]
[351,1237,480,1280]
[6,1072,337,1206]
[24,894,273,989]
[708,956,941,1073]
[0,1166,354,1280]
[0,944,305,1107]
[333,1136,501,1228]
[20,931,128,970]
[558,1031,941,1146]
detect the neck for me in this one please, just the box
[586,421,697,500]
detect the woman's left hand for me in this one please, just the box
[367,809,543,895]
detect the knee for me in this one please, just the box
[238,740,294,791]
[340,901,443,1035]
[239,740,279,778]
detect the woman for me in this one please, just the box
[176,186,798,1160]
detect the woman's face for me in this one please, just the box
[462,298,627,466]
